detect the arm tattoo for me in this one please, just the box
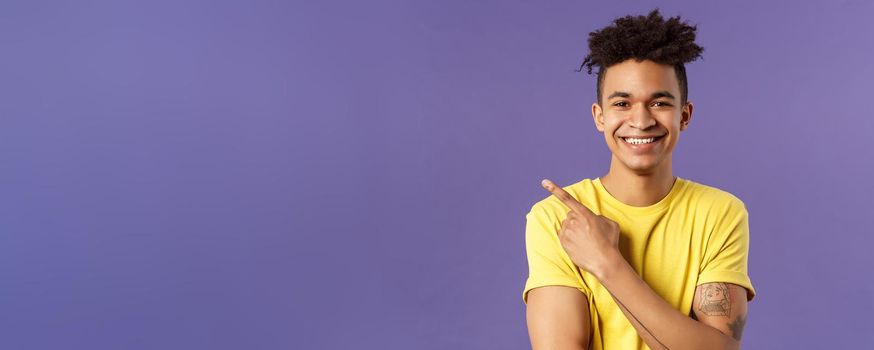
[698,283,731,317]
[728,314,746,341]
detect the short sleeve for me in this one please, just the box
[522,205,588,305]
[697,199,756,301]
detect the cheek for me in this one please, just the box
[602,118,624,135]
[663,115,683,129]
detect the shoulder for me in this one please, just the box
[681,178,747,215]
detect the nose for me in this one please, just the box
[628,104,657,130]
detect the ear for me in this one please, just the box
[592,102,605,132]
[680,101,694,131]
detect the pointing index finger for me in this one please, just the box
[541,179,596,218]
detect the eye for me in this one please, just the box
[612,101,629,107]
[651,101,672,107]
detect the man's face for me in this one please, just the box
[592,59,693,175]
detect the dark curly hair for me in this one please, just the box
[578,9,704,105]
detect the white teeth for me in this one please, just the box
[623,137,656,145]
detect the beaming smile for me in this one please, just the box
[620,135,666,145]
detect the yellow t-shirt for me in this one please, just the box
[522,176,755,350]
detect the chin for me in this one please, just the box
[620,158,662,174]
[627,166,659,175]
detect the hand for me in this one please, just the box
[541,179,622,280]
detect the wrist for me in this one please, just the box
[594,248,628,282]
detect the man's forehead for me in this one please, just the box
[604,60,678,86]
[602,62,681,98]
[606,90,676,100]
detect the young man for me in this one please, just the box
[522,9,755,350]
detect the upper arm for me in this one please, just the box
[690,282,749,343]
[526,286,591,350]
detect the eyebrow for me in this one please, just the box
[607,90,676,100]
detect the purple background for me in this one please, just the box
[1,0,872,349]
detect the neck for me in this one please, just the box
[600,156,677,207]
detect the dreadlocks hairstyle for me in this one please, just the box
[579,9,704,105]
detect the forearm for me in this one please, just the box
[595,252,739,350]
